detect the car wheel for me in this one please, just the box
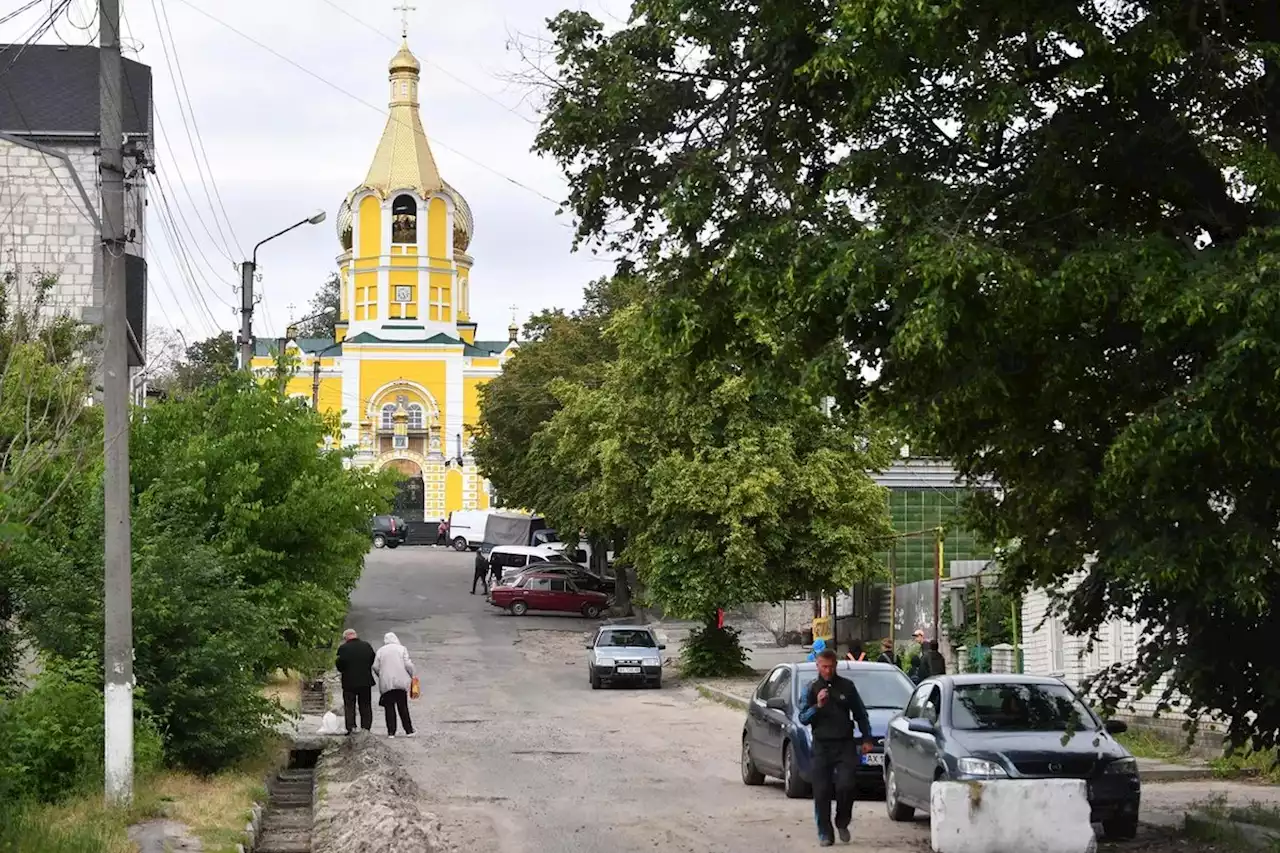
[510,600,529,616]
[741,735,766,786]
[372,534,386,548]
[1102,815,1139,840]
[589,666,601,690]
[581,602,602,619]
[782,742,810,799]
[884,761,915,822]
[386,541,399,549]
[452,536,468,551]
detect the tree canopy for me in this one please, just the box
[292,273,341,339]
[534,2,1280,746]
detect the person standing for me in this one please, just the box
[335,628,375,735]
[436,518,449,546]
[373,632,416,738]
[906,629,927,682]
[876,638,896,665]
[488,551,503,587]
[471,548,490,595]
[806,637,828,662]
[845,639,866,662]
[924,639,947,676]
[800,648,874,847]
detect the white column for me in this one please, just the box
[341,350,362,450]
[377,201,391,323]
[445,351,464,459]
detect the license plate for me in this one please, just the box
[862,753,884,766]
[616,666,641,674]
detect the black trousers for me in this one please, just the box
[381,688,414,735]
[471,566,489,594]
[811,739,859,838]
[342,686,373,733]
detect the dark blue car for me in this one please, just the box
[741,661,915,798]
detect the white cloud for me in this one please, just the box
[3,0,628,343]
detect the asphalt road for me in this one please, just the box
[346,546,935,853]
[345,547,1229,853]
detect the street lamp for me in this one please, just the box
[238,210,327,369]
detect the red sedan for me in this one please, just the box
[487,572,608,618]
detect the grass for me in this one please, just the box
[263,669,303,714]
[1212,746,1280,783]
[1115,728,1192,762]
[6,734,287,853]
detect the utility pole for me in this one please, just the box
[311,356,321,408]
[239,260,255,369]
[99,0,133,805]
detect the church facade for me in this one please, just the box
[250,38,508,523]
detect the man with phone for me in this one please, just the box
[799,648,874,846]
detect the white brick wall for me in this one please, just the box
[1021,583,1189,721]
[0,137,147,321]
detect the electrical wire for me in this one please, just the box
[170,0,565,207]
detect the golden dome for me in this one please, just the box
[443,181,474,252]
[389,40,420,75]
[337,196,353,250]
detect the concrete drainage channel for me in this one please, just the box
[254,745,320,853]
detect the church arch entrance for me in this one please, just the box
[386,458,424,524]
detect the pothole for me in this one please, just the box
[256,745,319,853]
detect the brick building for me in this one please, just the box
[0,44,151,366]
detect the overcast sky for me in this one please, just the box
[2,0,629,346]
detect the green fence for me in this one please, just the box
[877,488,992,584]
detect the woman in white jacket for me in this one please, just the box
[372,632,416,737]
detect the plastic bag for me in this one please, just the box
[410,676,421,699]
[318,711,343,735]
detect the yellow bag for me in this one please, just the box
[409,676,420,699]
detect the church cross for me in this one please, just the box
[509,304,518,324]
[394,1,416,38]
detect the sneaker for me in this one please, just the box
[837,827,851,843]
[819,837,834,848]
[388,733,396,738]
[404,731,416,738]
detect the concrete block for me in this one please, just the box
[930,780,1097,853]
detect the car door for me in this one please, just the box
[760,667,793,771]
[900,682,943,804]
[548,577,574,611]
[748,667,788,774]
[522,576,551,610]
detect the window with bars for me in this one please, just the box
[380,404,396,430]
[407,404,424,430]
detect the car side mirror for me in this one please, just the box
[765,697,788,712]
[584,643,594,650]
[907,718,936,735]
[658,644,666,651]
[1104,719,1128,735]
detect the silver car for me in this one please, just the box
[586,626,664,690]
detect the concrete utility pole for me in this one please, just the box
[99,0,134,805]
[239,260,255,370]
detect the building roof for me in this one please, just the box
[0,45,151,137]
[472,340,511,355]
[343,331,466,346]
[253,337,342,357]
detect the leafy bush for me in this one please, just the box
[0,658,162,805]
[679,623,752,678]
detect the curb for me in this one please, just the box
[695,684,748,711]
[1142,767,1222,782]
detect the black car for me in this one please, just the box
[370,515,407,549]
[883,674,1141,839]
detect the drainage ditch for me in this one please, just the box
[300,678,327,715]
[255,746,319,853]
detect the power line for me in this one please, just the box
[170,0,564,207]
[312,0,537,126]
[146,0,240,261]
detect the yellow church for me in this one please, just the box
[251,36,512,525]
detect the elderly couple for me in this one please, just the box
[334,628,417,737]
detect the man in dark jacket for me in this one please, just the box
[876,638,896,665]
[800,648,874,846]
[924,639,947,676]
[335,628,376,734]
[471,549,489,595]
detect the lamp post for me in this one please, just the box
[238,210,327,370]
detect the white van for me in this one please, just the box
[448,509,494,551]
[488,545,571,579]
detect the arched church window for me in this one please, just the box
[380,403,396,430]
[391,194,417,244]
[407,403,424,430]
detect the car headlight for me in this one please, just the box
[1104,757,1138,775]
[646,658,662,667]
[957,757,1008,778]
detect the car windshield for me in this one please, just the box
[950,682,1097,732]
[597,630,655,648]
[798,669,913,710]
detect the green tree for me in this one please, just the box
[170,331,238,392]
[534,2,1280,746]
[293,273,341,339]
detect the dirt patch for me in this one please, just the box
[514,628,596,666]
[128,819,203,853]
[698,674,764,702]
[313,734,455,853]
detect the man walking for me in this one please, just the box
[800,648,874,847]
[335,628,376,735]
[471,548,490,595]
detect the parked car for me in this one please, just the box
[486,572,609,618]
[370,515,406,549]
[741,661,913,799]
[585,625,664,689]
[488,545,573,579]
[448,509,494,551]
[882,674,1141,839]
[502,563,615,604]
